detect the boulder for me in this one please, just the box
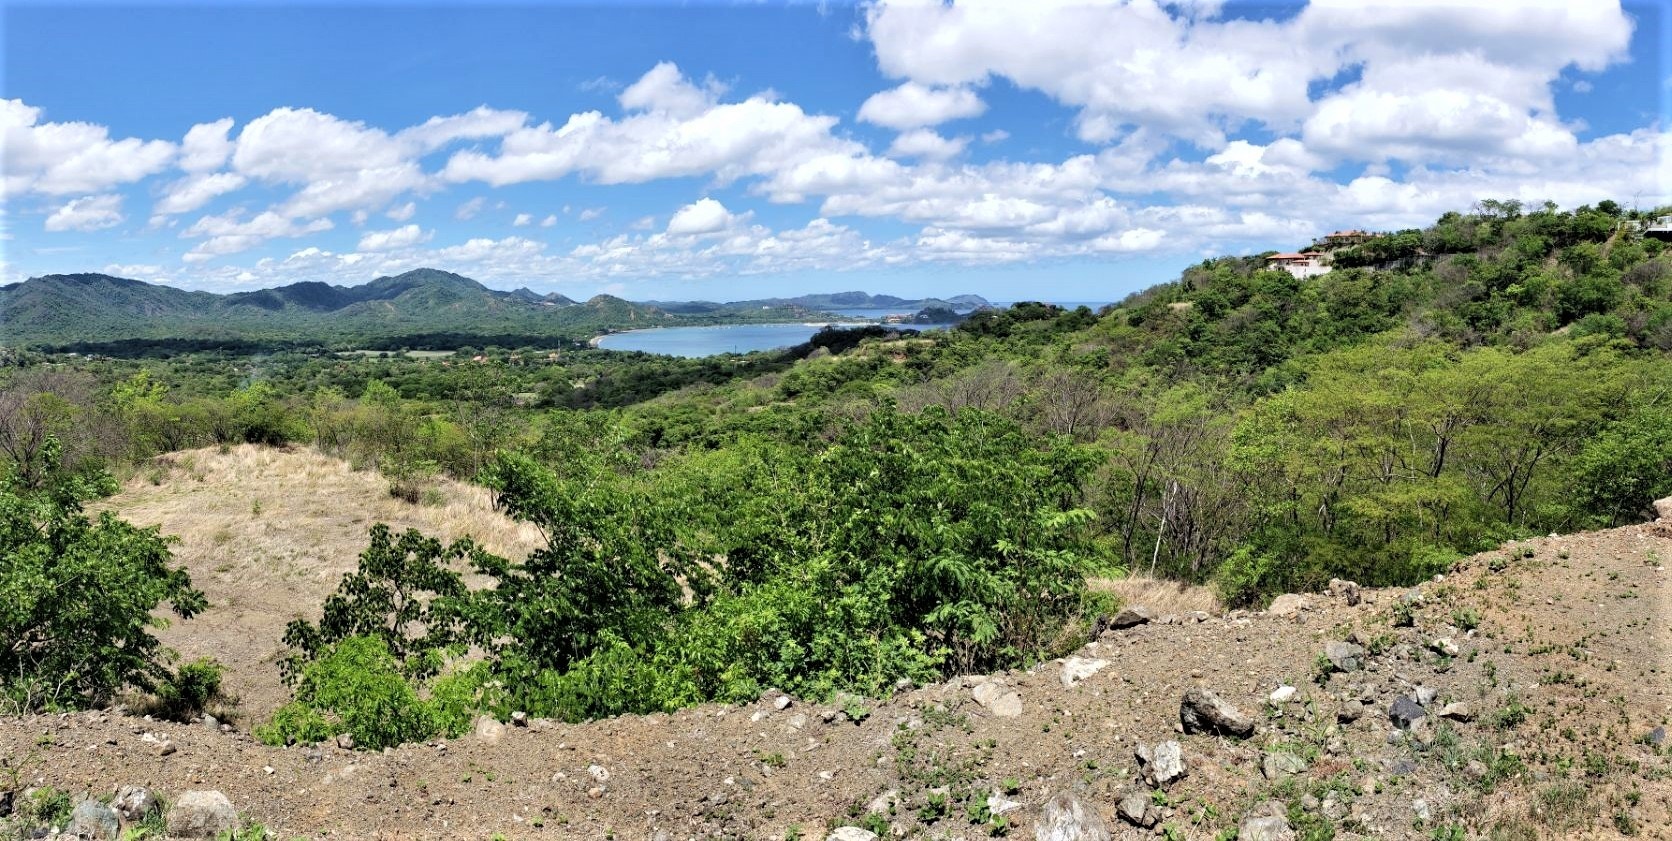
[1415,686,1439,707]
[334,732,354,750]
[1388,696,1427,730]
[1261,751,1307,780]
[1180,688,1255,738]
[972,681,1023,717]
[1136,740,1187,786]
[1327,578,1361,606]
[1430,637,1460,657]
[474,716,506,744]
[826,828,878,841]
[1268,685,1298,704]
[1108,605,1152,630]
[1059,656,1109,688]
[1652,496,1671,520]
[1034,791,1111,841]
[1323,641,1364,673]
[1438,702,1474,722]
[111,786,158,822]
[166,790,237,838]
[1239,802,1296,841]
[1266,594,1306,617]
[1116,791,1156,828]
[66,800,120,840]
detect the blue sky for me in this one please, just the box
[2,0,1667,302]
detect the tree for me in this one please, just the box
[0,439,205,710]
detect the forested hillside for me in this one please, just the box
[4,199,1670,738]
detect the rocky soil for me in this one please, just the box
[4,501,1669,839]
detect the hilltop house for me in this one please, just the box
[1266,251,1331,279]
[1320,229,1374,248]
[1647,216,1672,242]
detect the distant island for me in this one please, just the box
[0,268,991,352]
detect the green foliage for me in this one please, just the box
[1568,407,1672,525]
[280,524,473,683]
[258,635,437,750]
[0,442,205,711]
[152,658,226,722]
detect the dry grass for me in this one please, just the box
[96,444,545,718]
[1087,574,1221,616]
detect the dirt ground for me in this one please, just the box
[5,449,1668,839]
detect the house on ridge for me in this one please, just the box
[1266,251,1331,279]
[1320,229,1374,248]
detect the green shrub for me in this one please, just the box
[153,658,226,721]
[0,442,205,711]
[258,636,436,750]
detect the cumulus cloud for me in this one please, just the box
[512,213,533,227]
[386,201,417,221]
[179,118,236,172]
[182,209,333,261]
[858,82,986,130]
[357,224,431,251]
[887,129,968,160]
[2,99,175,196]
[540,214,558,227]
[153,172,248,216]
[666,198,743,236]
[45,194,124,232]
[441,63,858,188]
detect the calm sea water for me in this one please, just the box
[597,302,1112,358]
[596,323,832,357]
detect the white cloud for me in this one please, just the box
[153,172,248,216]
[981,129,1009,144]
[666,197,744,236]
[45,194,124,232]
[182,210,333,261]
[887,129,968,160]
[386,201,417,221]
[442,63,857,188]
[2,99,176,196]
[578,207,604,221]
[179,118,235,172]
[455,197,486,220]
[395,106,529,152]
[357,224,431,251]
[540,214,558,227]
[857,82,986,130]
[512,213,533,227]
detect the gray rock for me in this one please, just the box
[510,711,529,727]
[774,695,793,711]
[1117,791,1156,828]
[1389,696,1427,730]
[987,790,1023,817]
[1649,726,1666,746]
[866,789,898,814]
[1108,605,1153,629]
[1337,701,1366,723]
[1412,799,1432,822]
[111,786,158,822]
[1438,702,1474,722]
[1180,688,1255,738]
[473,716,506,744]
[335,732,354,750]
[1430,637,1460,657]
[1415,686,1439,707]
[1034,791,1111,841]
[1136,740,1186,786]
[1322,796,1347,820]
[1388,758,1418,776]
[1266,594,1306,617]
[826,828,878,841]
[1262,751,1308,780]
[1059,656,1109,688]
[66,800,120,840]
[1268,685,1298,704]
[1239,803,1296,841]
[973,681,1024,717]
[166,790,237,838]
[1328,578,1362,606]
[1323,641,1365,672]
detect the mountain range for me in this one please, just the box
[0,269,989,350]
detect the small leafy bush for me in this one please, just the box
[258,636,437,750]
[152,658,226,722]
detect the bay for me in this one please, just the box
[595,323,834,357]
